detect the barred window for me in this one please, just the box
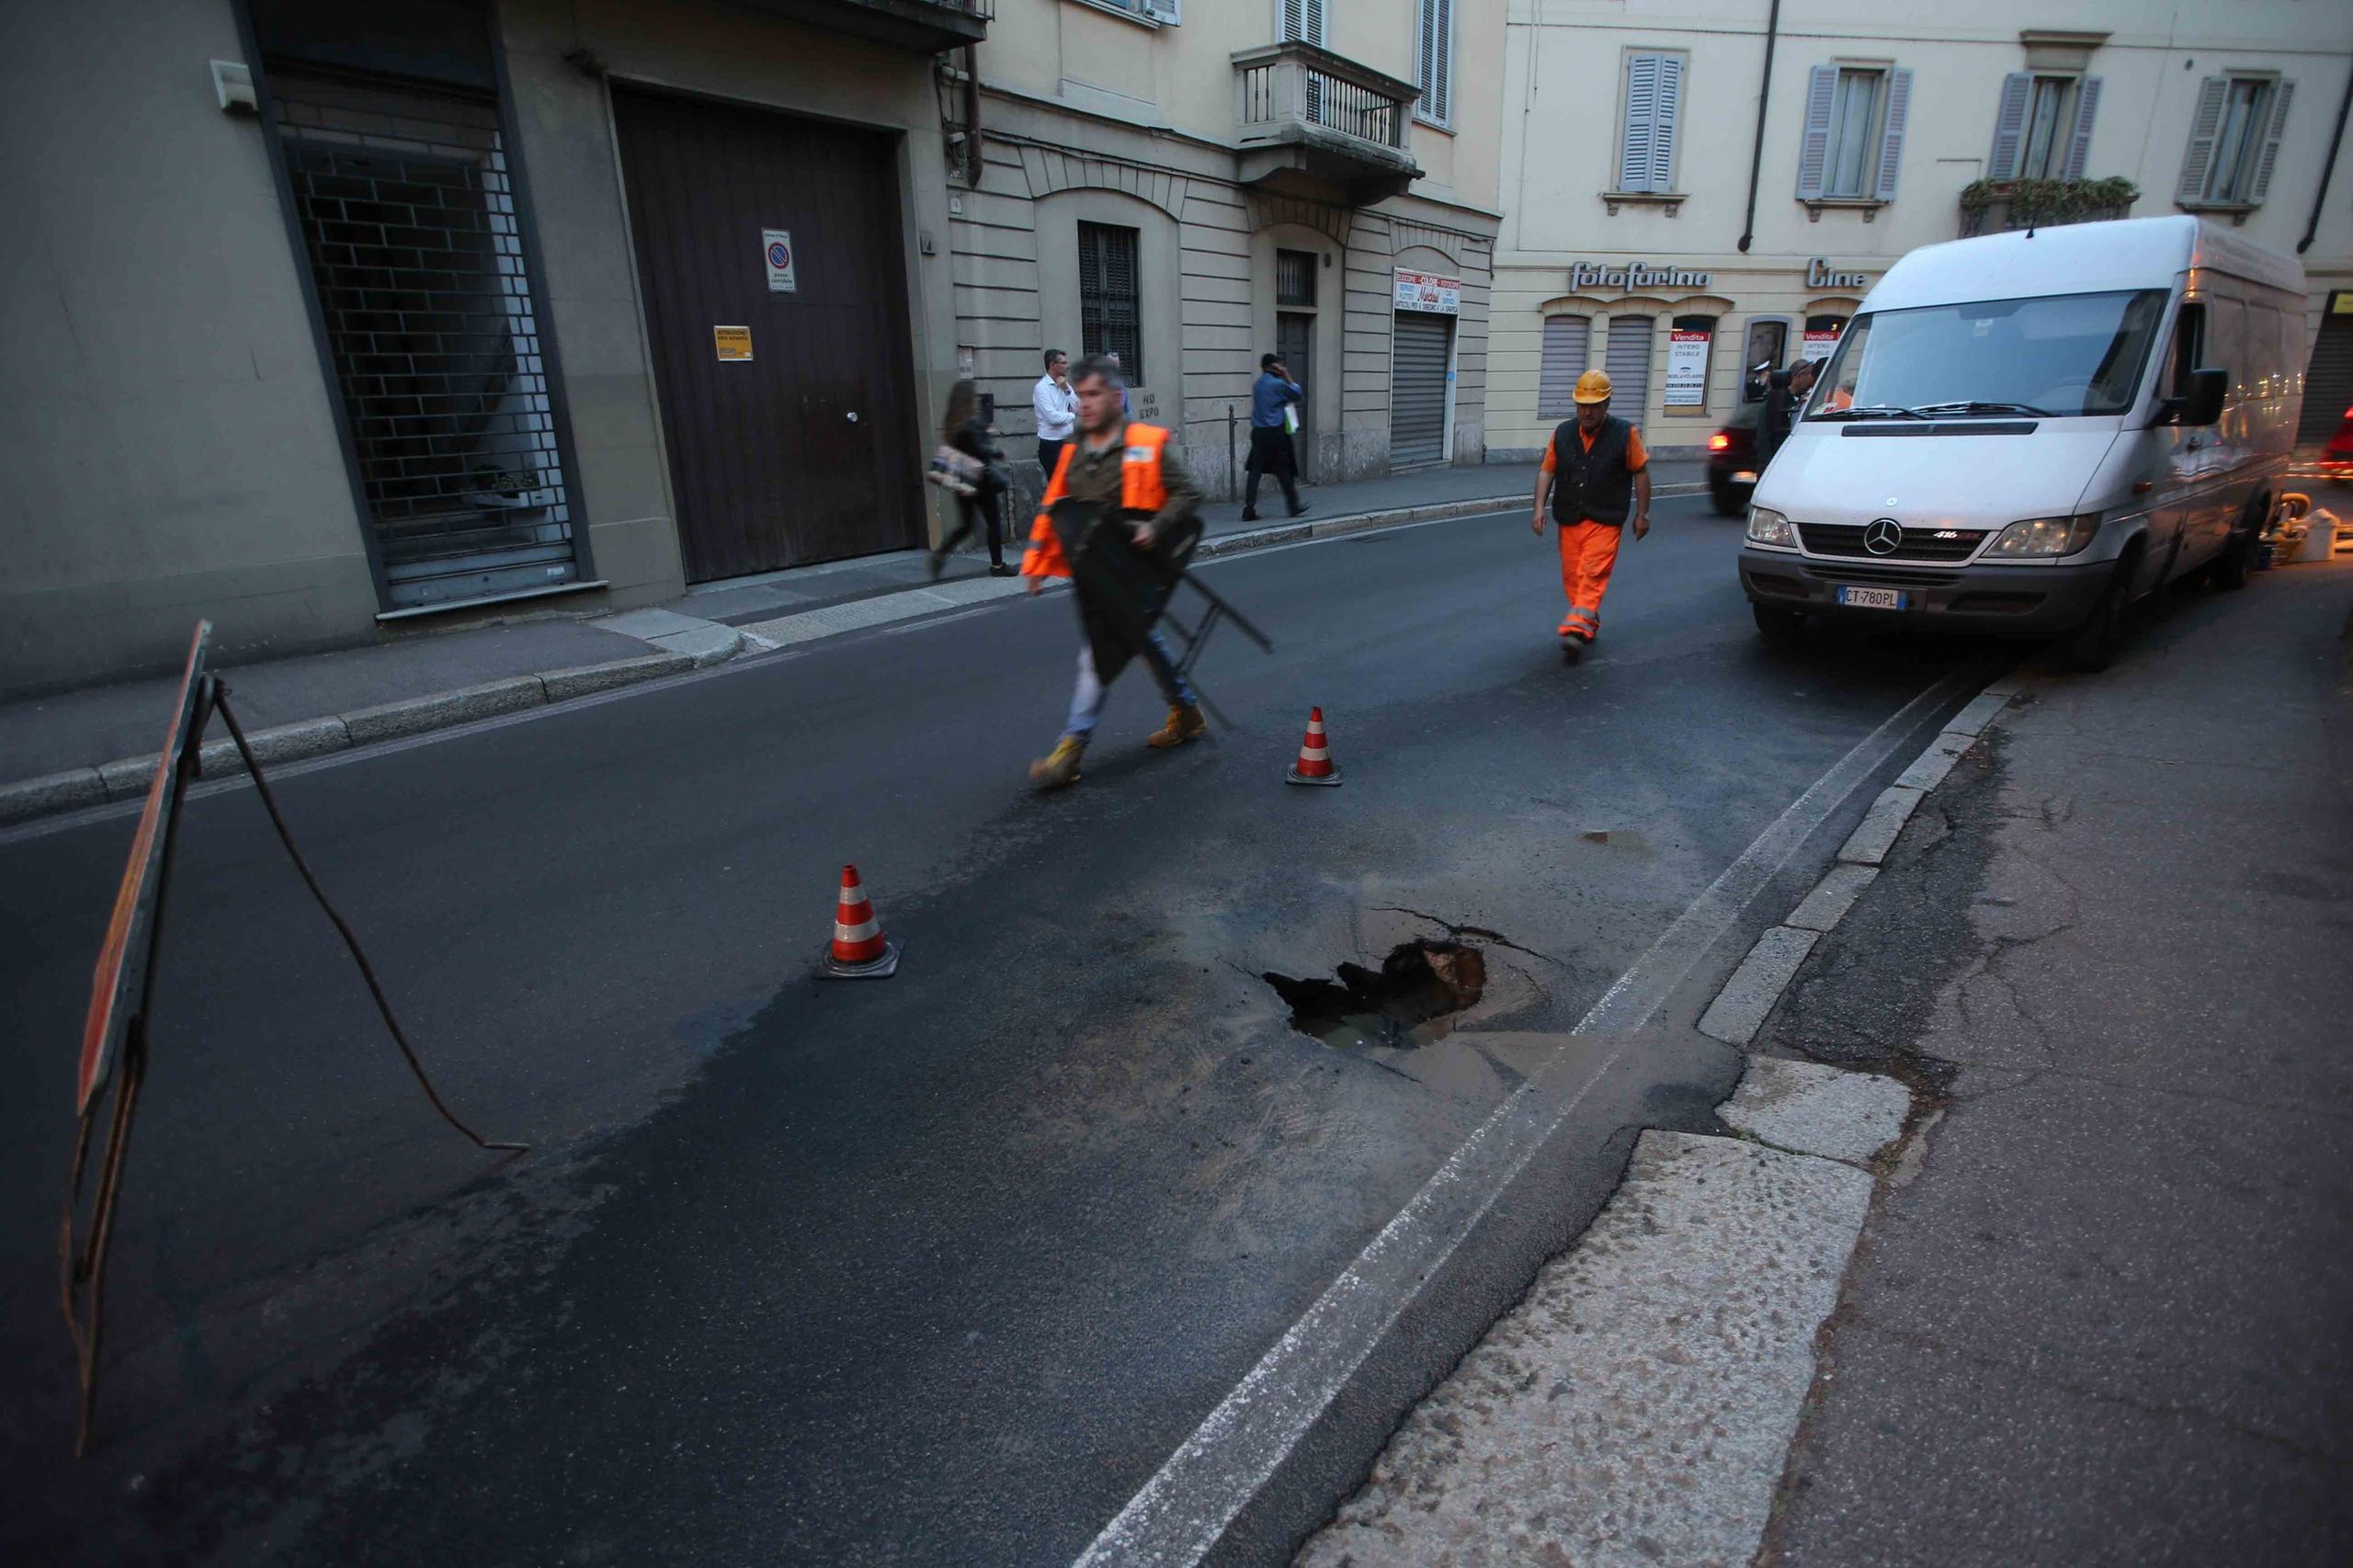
[1078,222,1143,387]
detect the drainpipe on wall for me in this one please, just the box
[2298,61,2351,255]
[1737,0,1782,254]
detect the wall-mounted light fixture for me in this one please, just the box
[211,59,256,115]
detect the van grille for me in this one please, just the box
[1799,522,1987,562]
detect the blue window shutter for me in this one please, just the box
[2249,79,2296,202]
[1795,65,1838,200]
[1874,67,1913,201]
[1620,55,1661,191]
[2062,76,2102,181]
[1651,55,1683,192]
[1987,72,2032,182]
[2177,76,2229,201]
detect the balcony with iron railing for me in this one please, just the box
[1232,41,1422,204]
[1958,177,2139,238]
[745,0,992,55]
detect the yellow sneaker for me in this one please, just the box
[1028,735,1086,790]
[1146,703,1208,749]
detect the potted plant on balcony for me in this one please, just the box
[1960,176,2139,234]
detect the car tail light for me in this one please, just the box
[1708,433,1731,451]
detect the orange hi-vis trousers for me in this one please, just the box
[1556,518,1623,638]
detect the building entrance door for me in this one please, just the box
[1277,311,1316,483]
[611,87,919,581]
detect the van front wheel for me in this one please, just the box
[2062,563,2132,672]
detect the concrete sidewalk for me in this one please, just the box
[0,458,1699,824]
[1757,562,2353,1563]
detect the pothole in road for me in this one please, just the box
[1264,939,1488,1052]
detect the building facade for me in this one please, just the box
[1488,1,2353,460]
[950,0,1506,501]
[0,0,1504,695]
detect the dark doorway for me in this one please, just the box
[268,69,586,611]
[611,87,920,581]
[1277,311,1315,483]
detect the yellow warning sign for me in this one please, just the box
[713,325,753,360]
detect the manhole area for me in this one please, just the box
[1264,939,1487,1052]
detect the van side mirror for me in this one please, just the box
[2162,367,2227,427]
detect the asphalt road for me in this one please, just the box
[0,494,1978,1563]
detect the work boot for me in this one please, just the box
[1147,702,1208,749]
[1028,735,1086,790]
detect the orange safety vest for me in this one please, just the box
[1022,423,1171,580]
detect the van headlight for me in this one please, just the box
[1985,513,2100,557]
[1745,506,1797,547]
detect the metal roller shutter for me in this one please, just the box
[1391,312,1452,468]
[2300,312,2353,444]
[1538,315,1591,419]
[1605,316,1654,418]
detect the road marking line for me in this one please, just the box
[1069,660,1989,1568]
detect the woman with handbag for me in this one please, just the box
[929,379,1017,579]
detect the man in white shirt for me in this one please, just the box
[1031,349,1077,482]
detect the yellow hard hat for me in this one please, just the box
[1573,369,1613,404]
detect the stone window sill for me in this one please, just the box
[2177,199,2259,226]
[1802,196,1887,222]
[1602,190,1686,216]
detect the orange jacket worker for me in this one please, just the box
[1021,354,1206,790]
[1531,368,1652,658]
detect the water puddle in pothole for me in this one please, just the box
[1263,938,1488,1052]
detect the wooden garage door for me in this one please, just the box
[612,87,920,581]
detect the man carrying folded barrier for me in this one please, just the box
[1021,353,1224,791]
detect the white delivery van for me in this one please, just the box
[1738,216,2305,668]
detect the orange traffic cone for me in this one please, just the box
[821,863,901,979]
[1285,706,1343,787]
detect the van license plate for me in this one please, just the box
[1836,585,1905,609]
[1732,470,1758,483]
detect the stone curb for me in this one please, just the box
[5,651,711,827]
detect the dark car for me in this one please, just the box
[1705,401,1764,516]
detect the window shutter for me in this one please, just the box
[1142,0,1179,22]
[1538,315,1592,420]
[1650,55,1682,192]
[2062,75,2102,181]
[2177,75,2229,201]
[1873,67,1913,201]
[1281,0,1302,42]
[1300,0,1325,48]
[1431,0,1452,123]
[1795,65,1838,200]
[1620,55,1660,192]
[2249,79,2296,202]
[1986,72,2033,182]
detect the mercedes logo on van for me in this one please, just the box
[1863,517,1904,555]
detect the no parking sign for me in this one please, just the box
[763,228,797,293]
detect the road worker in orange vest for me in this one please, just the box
[1022,353,1207,790]
[1532,368,1652,659]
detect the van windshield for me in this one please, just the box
[1805,289,2168,419]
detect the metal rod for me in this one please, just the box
[2300,64,2352,255]
[1737,0,1782,254]
[212,684,527,1155]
